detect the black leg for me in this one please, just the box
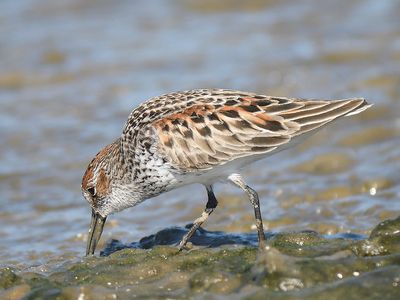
[228,174,266,249]
[244,185,266,247]
[178,185,218,251]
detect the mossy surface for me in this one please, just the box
[1,218,399,299]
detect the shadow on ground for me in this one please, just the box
[101,224,272,256]
[100,224,367,256]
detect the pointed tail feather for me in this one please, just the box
[344,98,372,116]
[289,98,372,136]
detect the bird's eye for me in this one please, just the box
[87,187,96,197]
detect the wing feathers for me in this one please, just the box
[147,90,370,170]
[280,101,348,120]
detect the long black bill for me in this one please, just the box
[86,209,107,256]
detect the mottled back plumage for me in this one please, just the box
[121,89,370,171]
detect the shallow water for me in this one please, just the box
[0,0,400,299]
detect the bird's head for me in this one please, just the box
[81,140,147,255]
[82,146,114,215]
[82,140,133,255]
[81,143,116,256]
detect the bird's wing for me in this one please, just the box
[145,90,370,170]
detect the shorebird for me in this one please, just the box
[82,89,371,255]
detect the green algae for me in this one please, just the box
[352,217,400,257]
[0,268,21,290]
[249,266,400,300]
[268,231,356,257]
[1,217,399,299]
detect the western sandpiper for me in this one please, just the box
[82,89,371,255]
